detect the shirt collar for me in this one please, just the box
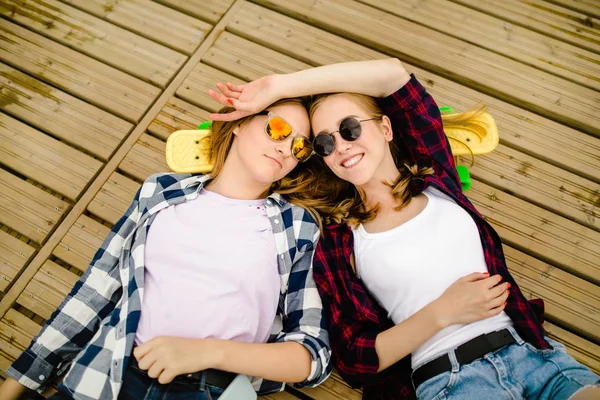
[186,174,286,207]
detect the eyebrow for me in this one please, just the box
[317,114,361,135]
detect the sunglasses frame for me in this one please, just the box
[257,111,314,162]
[313,116,382,157]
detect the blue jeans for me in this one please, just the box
[415,327,600,400]
[48,356,223,400]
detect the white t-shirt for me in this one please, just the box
[353,187,512,369]
[136,188,280,345]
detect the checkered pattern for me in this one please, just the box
[313,75,548,399]
[7,173,331,398]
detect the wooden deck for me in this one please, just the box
[0,1,598,398]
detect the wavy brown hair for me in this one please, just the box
[284,93,484,228]
[205,97,325,228]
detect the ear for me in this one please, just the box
[380,115,394,142]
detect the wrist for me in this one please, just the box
[427,299,450,330]
[269,74,288,101]
[196,338,226,370]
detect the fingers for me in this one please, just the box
[147,362,164,379]
[209,110,252,122]
[487,287,510,310]
[486,297,508,317]
[133,343,151,361]
[480,274,503,289]
[137,351,157,371]
[460,271,490,283]
[216,82,241,99]
[158,371,177,385]
[488,281,510,299]
[227,81,245,92]
[207,89,233,107]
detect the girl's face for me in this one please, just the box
[311,94,394,187]
[231,103,310,186]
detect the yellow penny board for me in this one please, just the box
[445,111,498,157]
[165,129,213,173]
[165,112,498,173]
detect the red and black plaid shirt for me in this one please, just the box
[313,75,548,399]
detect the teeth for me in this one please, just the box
[343,155,363,167]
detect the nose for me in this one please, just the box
[334,133,353,154]
[274,140,291,158]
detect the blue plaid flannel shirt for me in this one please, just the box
[7,173,331,399]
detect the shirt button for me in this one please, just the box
[39,375,45,380]
[274,219,279,224]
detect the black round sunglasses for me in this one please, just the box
[313,116,382,157]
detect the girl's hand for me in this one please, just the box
[434,272,510,328]
[208,75,281,121]
[133,336,221,384]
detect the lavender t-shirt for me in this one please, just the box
[135,189,280,345]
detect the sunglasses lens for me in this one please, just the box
[313,134,335,157]
[339,118,362,141]
[292,137,313,162]
[266,116,293,141]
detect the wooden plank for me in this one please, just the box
[119,134,169,182]
[468,179,600,284]
[462,144,600,231]
[0,63,131,160]
[0,0,187,88]
[226,8,600,183]
[357,0,600,91]
[153,0,235,24]
[451,0,600,54]
[0,113,103,200]
[0,19,159,122]
[544,322,600,374]
[248,1,600,137]
[52,215,110,272]
[0,308,40,380]
[545,0,600,19]
[176,63,243,112]
[0,0,247,325]
[16,260,78,320]
[505,246,600,342]
[88,173,139,226]
[296,372,362,400]
[61,0,212,55]
[148,96,211,141]
[0,169,69,245]
[0,230,35,292]
[203,32,311,80]
[260,392,301,400]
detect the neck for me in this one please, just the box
[357,154,400,212]
[205,158,270,200]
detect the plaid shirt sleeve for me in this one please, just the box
[275,212,332,388]
[376,74,460,189]
[6,183,145,391]
[313,229,397,390]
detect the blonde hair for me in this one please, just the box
[207,98,325,229]
[288,93,483,227]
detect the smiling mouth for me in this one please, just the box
[341,154,364,168]
[265,155,282,168]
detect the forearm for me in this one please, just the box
[375,301,446,372]
[276,58,411,99]
[0,377,28,400]
[212,340,312,383]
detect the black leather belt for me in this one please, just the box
[411,329,516,390]
[179,369,236,390]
